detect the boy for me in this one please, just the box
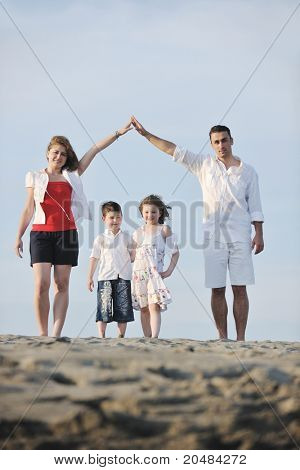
[88,201,135,338]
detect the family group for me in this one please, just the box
[15,116,264,340]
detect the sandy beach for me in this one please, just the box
[0,335,299,450]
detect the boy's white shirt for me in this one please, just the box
[90,229,133,281]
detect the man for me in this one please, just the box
[131,116,264,341]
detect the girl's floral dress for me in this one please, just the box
[131,225,178,311]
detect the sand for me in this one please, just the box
[0,335,299,450]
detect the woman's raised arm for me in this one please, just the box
[77,121,133,175]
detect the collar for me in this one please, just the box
[104,228,122,237]
[214,155,243,173]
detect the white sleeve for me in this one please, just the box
[90,236,102,259]
[25,171,34,188]
[123,231,135,250]
[173,146,207,176]
[127,233,135,249]
[165,233,179,255]
[246,170,264,222]
[132,229,139,245]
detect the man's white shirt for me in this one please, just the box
[90,229,133,281]
[173,146,264,243]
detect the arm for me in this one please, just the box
[128,231,138,263]
[247,169,264,255]
[131,115,176,156]
[15,188,34,258]
[161,251,180,279]
[131,115,205,174]
[87,257,99,291]
[78,120,133,175]
[252,222,264,255]
[128,240,136,263]
[88,236,102,290]
[160,225,180,278]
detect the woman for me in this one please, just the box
[15,122,132,337]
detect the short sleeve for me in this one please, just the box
[25,171,34,188]
[132,229,140,245]
[90,236,102,259]
[165,233,179,255]
[122,231,134,250]
[127,233,135,250]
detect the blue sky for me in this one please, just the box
[1,0,299,340]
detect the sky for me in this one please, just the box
[1,0,299,340]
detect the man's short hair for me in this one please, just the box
[209,125,232,141]
[101,201,122,216]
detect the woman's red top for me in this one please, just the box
[32,182,76,231]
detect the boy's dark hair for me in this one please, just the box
[101,201,122,216]
[209,125,232,141]
[139,194,171,225]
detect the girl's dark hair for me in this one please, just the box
[139,194,171,224]
[47,136,79,172]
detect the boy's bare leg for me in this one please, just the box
[140,307,152,337]
[97,321,107,338]
[117,322,127,338]
[149,303,161,338]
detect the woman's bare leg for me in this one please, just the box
[32,263,52,336]
[52,265,72,337]
[140,307,151,337]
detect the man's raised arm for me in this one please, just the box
[131,116,176,156]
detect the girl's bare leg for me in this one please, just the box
[117,322,127,338]
[97,321,107,338]
[52,265,72,337]
[149,303,161,338]
[140,307,151,337]
[32,263,52,336]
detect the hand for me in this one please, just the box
[15,238,23,258]
[117,120,133,136]
[87,279,94,292]
[160,269,172,279]
[131,115,147,136]
[252,233,264,255]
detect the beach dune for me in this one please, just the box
[0,335,299,450]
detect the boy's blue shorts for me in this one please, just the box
[96,278,134,323]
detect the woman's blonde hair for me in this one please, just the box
[47,136,79,172]
[139,194,171,224]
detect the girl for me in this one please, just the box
[132,194,179,338]
[15,123,132,337]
